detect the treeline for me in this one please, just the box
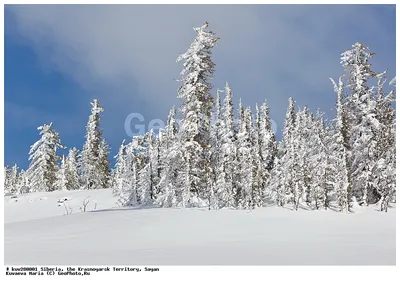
[4,23,396,212]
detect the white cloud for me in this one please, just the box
[7,4,395,133]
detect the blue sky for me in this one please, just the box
[4,4,396,169]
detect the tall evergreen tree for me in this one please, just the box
[157,107,179,207]
[215,82,237,208]
[114,140,138,207]
[137,163,152,206]
[340,42,379,205]
[309,110,334,210]
[82,99,110,189]
[27,123,65,192]
[251,104,263,208]
[268,142,287,206]
[373,72,396,211]
[176,22,219,207]
[98,139,111,188]
[269,98,297,208]
[236,107,254,209]
[330,76,352,212]
[295,107,313,207]
[260,107,275,203]
[282,98,298,209]
[211,89,224,208]
[65,147,81,190]
[259,101,277,185]
[136,131,156,205]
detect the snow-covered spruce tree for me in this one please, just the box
[330,76,352,212]
[294,107,313,208]
[98,139,111,188]
[4,165,12,194]
[136,131,157,206]
[4,164,19,194]
[128,135,147,172]
[113,140,138,207]
[340,42,379,206]
[289,107,312,210]
[211,89,224,208]
[123,134,150,205]
[55,156,68,191]
[259,102,277,193]
[213,82,236,208]
[268,98,297,208]
[175,22,219,207]
[236,107,254,209]
[251,104,263,208]
[27,123,65,192]
[309,110,335,210]
[81,99,110,189]
[268,142,287,206]
[113,140,126,196]
[65,147,80,190]
[211,89,223,168]
[373,72,396,212]
[17,169,30,194]
[150,132,162,199]
[281,98,298,209]
[156,107,179,207]
[137,163,152,206]
[145,130,163,201]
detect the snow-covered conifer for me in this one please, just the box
[268,142,286,206]
[309,111,334,210]
[137,163,152,206]
[340,42,379,205]
[236,107,253,209]
[114,140,138,207]
[251,104,263,208]
[259,101,277,203]
[17,169,30,194]
[211,89,226,208]
[65,147,80,190]
[5,164,19,194]
[176,22,219,206]
[373,72,396,211]
[218,82,237,208]
[27,123,65,192]
[281,98,298,209]
[98,139,111,188]
[4,165,12,194]
[55,156,68,190]
[81,99,109,189]
[156,107,179,207]
[330,76,352,212]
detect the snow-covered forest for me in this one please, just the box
[4,22,396,213]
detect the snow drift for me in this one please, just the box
[4,189,396,265]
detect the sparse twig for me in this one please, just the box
[63,202,72,215]
[79,196,91,212]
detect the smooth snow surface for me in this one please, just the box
[4,189,396,265]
